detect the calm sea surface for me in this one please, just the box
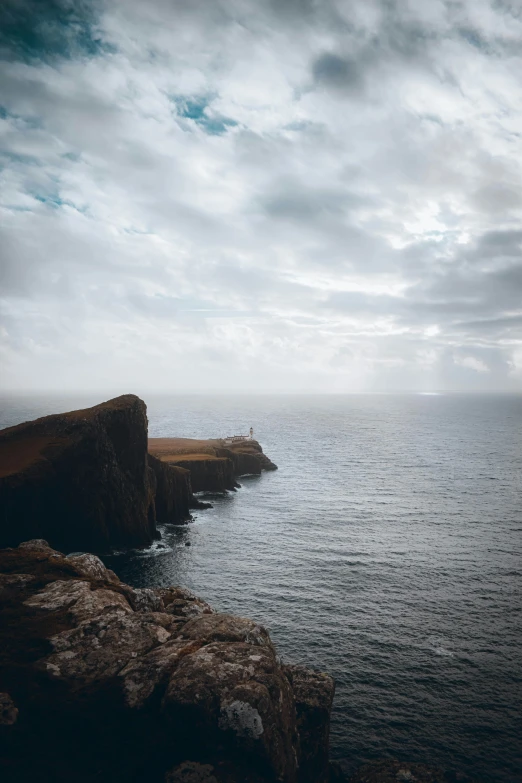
[1,394,521,782]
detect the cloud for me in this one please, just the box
[0,0,521,392]
[456,355,489,373]
[312,53,364,92]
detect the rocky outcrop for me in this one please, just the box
[284,665,334,783]
[0,395,157,553]
[148,438,277,495]
[218,441,278,476]
[0,540,334,783]
[172,457,237,494]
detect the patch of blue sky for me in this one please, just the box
[171,95,238,136]
[32,192,87,213]
[0,0,115,63]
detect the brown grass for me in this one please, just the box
[155,453,225,464]
[148,438,220,458]
[0,436,69,478]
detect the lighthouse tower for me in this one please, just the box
[249,427,254,439]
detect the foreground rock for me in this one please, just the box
[0,540,334,783]
[148,438,277,494]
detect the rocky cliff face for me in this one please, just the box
[0,396,157,553]
[220,441,278,476]
[172,457,238,493]
[148,455,192,525]
[0,540,335,783]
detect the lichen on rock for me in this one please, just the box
[218,699,264,738]
[0,540,334,783]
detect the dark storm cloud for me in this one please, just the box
[312,53,364,92]
[261,180,372,221]
[472,229,522,259]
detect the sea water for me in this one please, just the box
[1,393,521,782]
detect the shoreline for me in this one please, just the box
[0,394,481,782]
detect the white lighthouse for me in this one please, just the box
[249,427,254,439]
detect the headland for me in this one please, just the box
[0,395,276,553]
[148,436,277,493]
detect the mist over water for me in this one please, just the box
[1,394,521,782]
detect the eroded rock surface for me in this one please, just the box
[284,665,335,783]
[0,540,334,783]
[148,454,193,525]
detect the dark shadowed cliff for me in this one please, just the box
[0,396,156,552]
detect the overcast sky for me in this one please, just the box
[1,0,521,393]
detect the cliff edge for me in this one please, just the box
[148,437,277,494]
[0,539,334,783]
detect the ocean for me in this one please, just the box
[1,393,521,782]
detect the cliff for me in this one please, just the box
[0,395,157,552]
[148,437,277,495]
[0,539,334,783]
[168,456,237,493]
[0,396,196,553]
[148,454,192,525]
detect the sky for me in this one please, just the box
[1,0,522,394]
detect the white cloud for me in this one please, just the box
[456,356,489,373]
[0,0,521,392]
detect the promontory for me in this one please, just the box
[0,395,276,553]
